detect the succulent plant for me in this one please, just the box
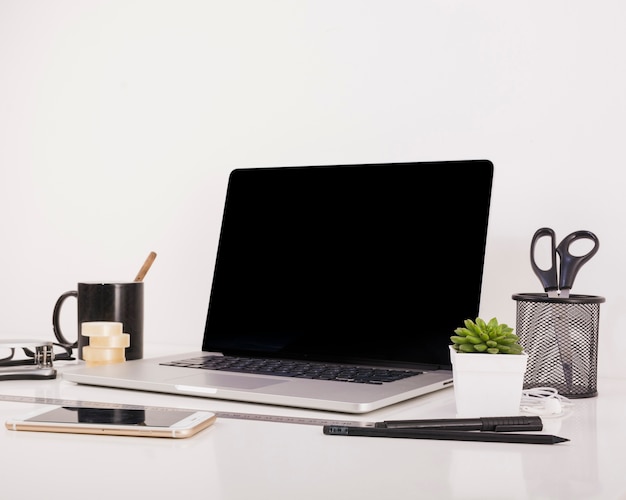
[450,317,523,354]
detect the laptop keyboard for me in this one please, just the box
[160,355,421,385]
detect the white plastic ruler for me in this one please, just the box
[0,393,373,427]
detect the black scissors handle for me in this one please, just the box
[530,227,599,296]
[556,230,599,292]
[530,227,558,294]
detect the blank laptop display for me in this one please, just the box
[64,159,494,413]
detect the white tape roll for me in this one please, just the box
[85,359,125,367]
[89,333,130,348]
[82,346,126,362]
[81,322,124,337]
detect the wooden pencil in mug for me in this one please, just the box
[134,251,157,282]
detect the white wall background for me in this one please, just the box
[1,1,624,377]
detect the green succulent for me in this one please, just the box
[450,317,523,354]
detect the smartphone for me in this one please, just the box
[5,405,216,439]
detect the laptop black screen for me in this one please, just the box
[203,160,493,369]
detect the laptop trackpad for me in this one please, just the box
[166,373,286,390]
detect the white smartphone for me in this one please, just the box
[5,405,216,439]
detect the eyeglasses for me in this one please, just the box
[0,341,74,368]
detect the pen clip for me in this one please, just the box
[493,423,543,432]
[483,416,543,432]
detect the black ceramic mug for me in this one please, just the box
[53,281,143,361]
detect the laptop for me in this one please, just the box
[64,159,494,413]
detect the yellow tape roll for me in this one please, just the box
[85,359,125,367]
[81,322,124,337]
[82,346,126,362]
[89,333,130,348]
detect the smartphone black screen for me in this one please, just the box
[26,407,195,427]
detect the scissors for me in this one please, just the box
[530,227,599,298]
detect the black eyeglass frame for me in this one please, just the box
[0,340,74,368]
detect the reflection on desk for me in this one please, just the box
[0,348,624,500]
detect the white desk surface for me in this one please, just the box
[1,344,625,500]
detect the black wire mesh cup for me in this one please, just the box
[512,293,605,398]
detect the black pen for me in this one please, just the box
[375,415,543,432]
[323,426,569,445]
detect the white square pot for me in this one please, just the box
[449,345,528,418]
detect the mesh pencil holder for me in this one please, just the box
[512,293,605,398]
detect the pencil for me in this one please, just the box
[322,426,569,445]
[134,251,157,282]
